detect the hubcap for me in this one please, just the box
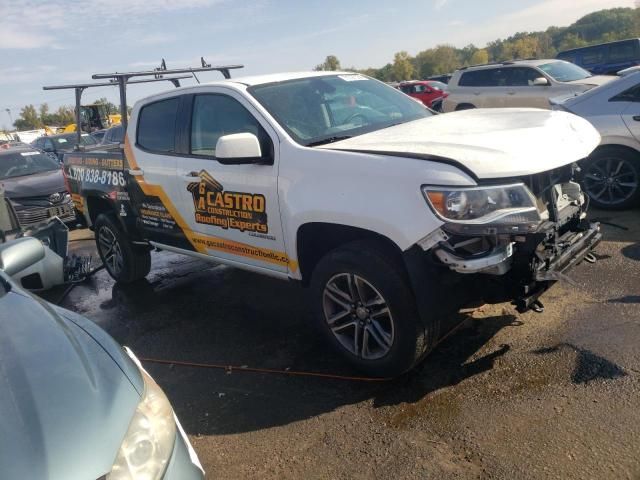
[583,157,638,205]
[97,226,124,276]
[322,273,395,360]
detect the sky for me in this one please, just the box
[0,0,635,129]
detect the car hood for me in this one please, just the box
[0,280,143,480]
[565,75,614,88]
[321,108,600,179]
[1,169,65,199]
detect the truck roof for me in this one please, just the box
[222,70,355,87]
[135,70,364,106]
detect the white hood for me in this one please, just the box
[321,108,601,179]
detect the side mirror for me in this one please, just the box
[216,133,265,165]
[0,237,45,276]
[532,77,550,86]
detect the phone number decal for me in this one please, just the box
[69,167,126,187]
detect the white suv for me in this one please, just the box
[443,59,614,112]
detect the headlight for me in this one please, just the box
[423,183,541,224]
[107,352,176,480]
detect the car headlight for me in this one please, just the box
[422,183,541,224]
[107,352,176,480]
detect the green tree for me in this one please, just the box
[314,55,341,71]
[13,105,42,130]
[392,51,414,81]
[94,97,120,115]
[557,32,588,51]
[470,49,489,65]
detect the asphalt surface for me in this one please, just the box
[42,207,640,479]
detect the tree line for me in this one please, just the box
[315,7,640,82]
[10,98,120,131]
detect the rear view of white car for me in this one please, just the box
[551,71,640,209]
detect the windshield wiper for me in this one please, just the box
[306,135,353,147]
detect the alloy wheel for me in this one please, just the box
[97,225,124,276]
[583,156,639,206]
[322,273,395,360]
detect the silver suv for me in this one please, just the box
[443,59,613,112]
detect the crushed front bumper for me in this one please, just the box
[516,221,601,312]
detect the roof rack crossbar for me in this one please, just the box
[89,60,243,133]
[42,75,191,149]
[91,64,243,81]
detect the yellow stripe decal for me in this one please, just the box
[123,136,297,272]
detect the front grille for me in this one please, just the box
[15,203,75,227]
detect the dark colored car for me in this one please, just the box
[91,129,107,143]
[101,124,125,145]
[31,133,98,162]
[426,73,452,84]
[557,38,640,75]
[0,245,204,479]
[398,80,449,108]
[0,146,75,227]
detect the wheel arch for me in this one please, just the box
[85,195,118,228]
[295,222,406,285]
[591,142,640,159]
[455,103,476,111]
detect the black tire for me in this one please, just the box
[309,240,427,378]
[94,213,151,283]
[580,147,640,210]
[455,103,476,111]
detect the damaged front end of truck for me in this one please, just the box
[418,163,601,315]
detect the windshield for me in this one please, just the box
[249,74,432,146]
[0,151,60,179]
[427,81,448,91]
[539,61,592,82]
[52,136,77,149]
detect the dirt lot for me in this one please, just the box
[43,207,640,479]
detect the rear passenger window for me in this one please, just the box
[459,69,495,87]
[610,84,640,102]
[137,97,179,153]
[190,94,270,157]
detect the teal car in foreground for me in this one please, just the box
[0,238,203,480]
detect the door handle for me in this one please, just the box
[127,168,144,176]
[182,171,201,182]
[507,91,516,95]
[633,116,640,121]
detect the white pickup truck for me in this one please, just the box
[64,71,602,377]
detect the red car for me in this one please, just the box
[398,80,449,108]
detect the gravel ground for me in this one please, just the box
[46,207,640,479]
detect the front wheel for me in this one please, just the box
[310,241,428,378]
[94,213,151,283]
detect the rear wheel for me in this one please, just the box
[455,103,476,111]
[94,213,151,283]
[310,240,427,377]
[581,148,640,210]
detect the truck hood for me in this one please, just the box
[0,280,143,480]
[321,108,601,179]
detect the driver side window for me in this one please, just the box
[190,94,271,158]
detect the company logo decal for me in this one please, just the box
[187,170,268,234]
